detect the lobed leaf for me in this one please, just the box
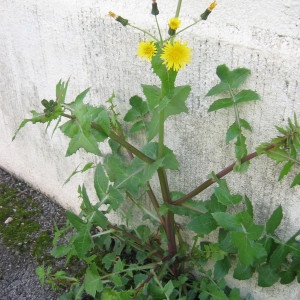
[124,95,148,122]
[208,98,233,112]
[94,164,109,201]
[226,123,240,143]
[187,213,218,235]
[235,90,259,104]
[257,264,279,287]
[73,228,94,258]
[231,232,267,265]
[233,262,255,280]
[214,256,231,280]
[291,172,300,187]
[84,264,103,297]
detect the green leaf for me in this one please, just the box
[104,153,127,182]
[266,205,283,234]
[94,164,109,200]
[219,229,237,253]
[266,149,290,163]
[142,85,161,112]
[208,98,233,112]
[239,118,252,131]
[231,232,267,265]
[258,264,279,287]
[106,186,123,210]
[124,95,148,122]
[146,109,159,141]
[81,184,94,212]
[164,85,191,118]
[236,211,264,240]
[151,50,177,96]
[207,65,251,97]
[167,199,207,217]
[66,131,101,156]
[206,82,228,96]
[269,244,289,270]
[218,65,251,89]
[291,172,300,187]
[65,211,86,231]
[213,177,243,206]
[163,280,174,298]
[13,109,62,140]
[187,213,218,235]
[214,256,231,280]
[102,252,116,270]
[280,161,295,182]
[280,269,296,284]
[233,262,255,280]
[212,212,241,231]
[141,142,179,170]
[205,194,227,213]
[235,90,259,104]
[51,245,72,258]
[84,264,103,297]
[129,120,145,133]
[226,123,240,143]
[73,228,93,258]
[92,210,108,228]
[180,200,207,215]
[113,156,164,196]
[244,196,253,218]
[56,79,69,104]
[60,90,108,156]
[229,288,243,300]
[235,134,248,161]
[136,225,151,244]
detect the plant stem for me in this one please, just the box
[115,132,166,228]
[91,122,154,164]
[128,23,159,42]
[108,223,163,259]
[175,0,183,18]
[155,16,163,43]
[171,144,278,206]
[229,88,242,132]
[157,108,178,271]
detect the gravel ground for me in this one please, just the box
[0,167,67,300]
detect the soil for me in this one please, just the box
[0,167,67,300]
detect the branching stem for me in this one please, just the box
[172,144,278,206]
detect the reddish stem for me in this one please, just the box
[171,144,277,206]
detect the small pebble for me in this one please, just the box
[4,217,13,224]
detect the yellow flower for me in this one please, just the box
[137,40,157,61]
[108,11,117,19]
[160,40,191,72]
[168,17,181,30]
[209,1,217,11]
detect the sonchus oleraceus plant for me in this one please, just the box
[14,1,300,299]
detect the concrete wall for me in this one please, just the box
[0,0,299,298]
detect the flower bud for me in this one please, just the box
[168,28,176,36]
[168,17,181,36]
[151,0,159,16]
[200,1,217,20]
[108,11,129,26]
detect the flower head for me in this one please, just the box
[168,17,181,30]
[209,1,217,11]
[201,1,217,20]
[137,40,157,61]
[160,40,191,72]
[151,0,159,16]
[108,11,128,26]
